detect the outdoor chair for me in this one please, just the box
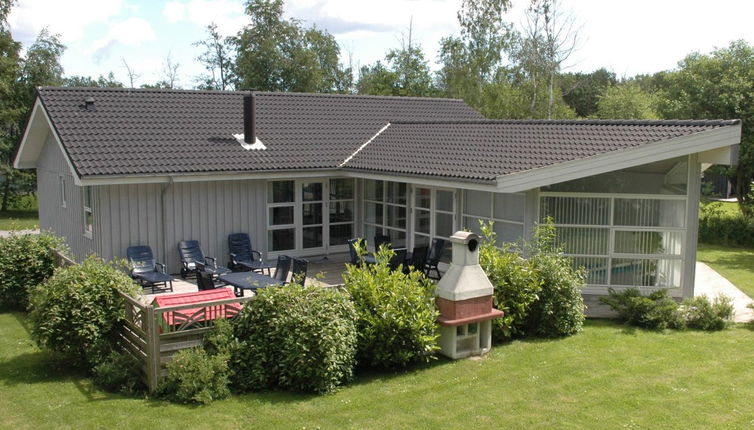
[373,234,391,252]
[273,255,292,283]
[424,238,445,280]
[227,233,263,271]
[347,238,376,266]
[177,240,230,279]
[404,245,428,275]
[388,248,407,272]
[290,258,309,285]
[126,245,173,294]
[196,270,218,291]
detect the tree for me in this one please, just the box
[517,0,579,118]
[594,82,658,120]
[0,20,65,211]
[121,59,139,88]
[63,73,123,88]
[656,40,754,215]
[233,0,351,93]
[437,0,515,107]
[357,21,435,97]
[193,23,235,90]
[559,68,616,117]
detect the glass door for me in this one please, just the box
[300,181,325,251]
[412,187,456,260]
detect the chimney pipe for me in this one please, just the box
[243,94,255,144]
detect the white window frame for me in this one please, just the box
[82,186,93,239]
[410,185,457,253]
[266,180,297,253]
[59,176,66,208]
[363,180,409,250]
[461,190,525,244]
[539,191,687,290]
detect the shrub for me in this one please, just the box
[681,295,734,331]
[479,220,585,339]
[231,284,357,394]
[158,347,230,405]
[92,351,145,395]
[698,201,754,247]
[600,288,685,330]
[0,232,65,310]
[344,245,439,368]
[479,225,541,340]
[28,256,141,368]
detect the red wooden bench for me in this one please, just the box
[151,288,242,329]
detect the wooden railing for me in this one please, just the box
[118,291,253,391]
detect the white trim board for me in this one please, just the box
[495,125,741,193]
[14,98,82,185]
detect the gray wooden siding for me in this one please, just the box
[36,135,96,260]
[96,179,266,274]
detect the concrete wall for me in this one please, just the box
[36,135,96,261]
[96,179,267,274]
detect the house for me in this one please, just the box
[14,87,741,312]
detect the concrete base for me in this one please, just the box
[437,319,493,360]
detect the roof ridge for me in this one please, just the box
[389,119,741,126]
[37,86,468,103]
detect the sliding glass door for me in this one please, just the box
[412,186,455,260]
[267,178,354,255]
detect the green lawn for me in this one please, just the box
[0,209,39,231]
[697,243,754,298]
[2,312,753,429]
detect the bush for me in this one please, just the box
[479,220,585,339]
[158,347,230,405]
[28,256,141,368]
[681,295,734,331]
[231,284,357,394]
[600,288,685,330]
[698,201,754,247]
[344,245,439,368]
[479,227,540,340]
[0,232,64,310]
[92,351,145,395]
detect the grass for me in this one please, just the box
[0,209,39,231]
[2,313,754,429]
[697,243,754,298]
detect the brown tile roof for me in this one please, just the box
[344,120,740,181]
[38,87,483,177]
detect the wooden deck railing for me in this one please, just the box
[118,291,253,391]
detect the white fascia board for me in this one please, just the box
[495,125,741,193]
[78,169,344,186]
[14,98,83,185]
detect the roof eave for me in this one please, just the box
[494,123,742,193]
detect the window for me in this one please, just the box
[540,193,686,288]
[413,187,456,261]
[59,176,66,208]
[462,190,525,244]
[82,186,93,238]
[363,180,408,249]
[267,181,295,251]
[329,178,354,246]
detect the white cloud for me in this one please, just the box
[161,0,246,36]
[163,1,186,23]
[90,17,156,61]
[8,0,124,44]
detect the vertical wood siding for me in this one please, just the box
[97,179,266,274]
[36,135,96,261]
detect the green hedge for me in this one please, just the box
[698,202,754,247]
[158,347,230,404]
[231,284,357,394]
[28,256,141,368]
[0,232,64,310]
[344,246,439,368]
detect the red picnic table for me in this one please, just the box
[151,288,242,329]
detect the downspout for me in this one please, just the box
[161,177,174,273]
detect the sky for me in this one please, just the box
[8,0,754,88]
